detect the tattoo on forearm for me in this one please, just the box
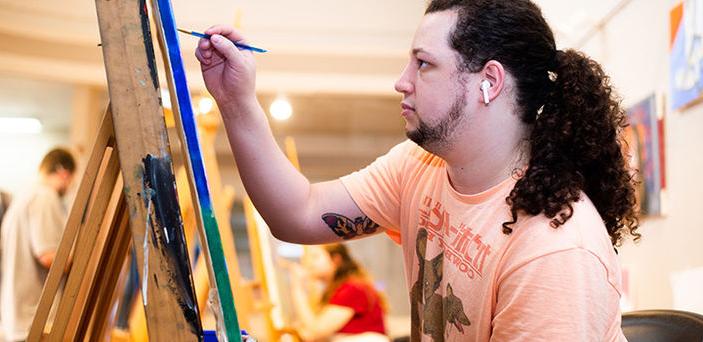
[321,213,380,240]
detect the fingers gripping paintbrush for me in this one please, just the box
[177,28,268,53]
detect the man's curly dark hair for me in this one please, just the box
[427,0,639,246]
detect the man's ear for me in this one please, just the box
[478,60,506,104]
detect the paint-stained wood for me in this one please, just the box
[94,0,202,339]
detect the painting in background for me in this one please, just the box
[625,95,665,217]
[670,0,703,111]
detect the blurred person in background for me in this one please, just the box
[0,148,75,342]
[287,244,389,342]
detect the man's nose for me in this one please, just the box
[394,65,414,94]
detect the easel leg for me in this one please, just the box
[28,108,115,341]
[74,178,131,341]
[48,146,121,340]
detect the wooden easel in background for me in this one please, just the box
[238,136,304,341]
[177,111,253,330]
[27,109,137,341]
[173,112,302,341]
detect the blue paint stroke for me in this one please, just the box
[153,1,242,341]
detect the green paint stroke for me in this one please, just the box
[201,207,242,342]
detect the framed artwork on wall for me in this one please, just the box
[625,94,666,217]
[670,0,703,111]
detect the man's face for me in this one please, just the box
[395,10,474,151]
[54,168,74,197]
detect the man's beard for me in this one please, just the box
[406,93,467,151]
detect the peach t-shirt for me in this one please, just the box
[341,141,626,342]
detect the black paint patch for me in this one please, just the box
[142,155,203,338]
[138,0,160,90]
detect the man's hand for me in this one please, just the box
[37,251,55,269]
[194,25,258,115]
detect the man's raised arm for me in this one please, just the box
[195,25,381,244]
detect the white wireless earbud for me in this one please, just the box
[480,80,491,105]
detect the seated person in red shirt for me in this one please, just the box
[288,243,388,341]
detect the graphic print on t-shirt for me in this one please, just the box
[419,196,492,279]
[410,228,471,341]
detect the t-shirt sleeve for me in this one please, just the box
[340,141,413,244]
[29,191,66,257]
[328,283,369,314]
[491,248,624,341]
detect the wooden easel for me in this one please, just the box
[173,112,301,341]
[237,136,304,342]
[29,0,209,339]
[182,112,254,330]
[79,102,246,342]
[30,0,306,339]
[27,109,135,341]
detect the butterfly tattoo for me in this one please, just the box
[321,213,380,240]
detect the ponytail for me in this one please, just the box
[425,0,640,246]
[503,49,640,246]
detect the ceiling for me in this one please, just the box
[0,0,621,94]
[0,0,625,181]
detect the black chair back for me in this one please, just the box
[622,309,703,342]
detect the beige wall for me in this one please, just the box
[581,0,703,312]
[0,76,73,195]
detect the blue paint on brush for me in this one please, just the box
[177,28,267,53]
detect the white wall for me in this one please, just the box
[0,76,73,196]
[0,133,70,195]
[580,0,703,312]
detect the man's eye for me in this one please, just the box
[417,59,428,69]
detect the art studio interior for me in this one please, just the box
[0,0,702,341]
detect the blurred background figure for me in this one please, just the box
[0,190,10,341]
[0,148,76,342]
[0,191,10,224]
[286,244,389,342]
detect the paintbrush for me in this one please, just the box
[177,28,268,53]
